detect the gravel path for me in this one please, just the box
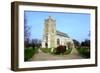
[31,48,84,61]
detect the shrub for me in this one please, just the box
[55,45,66,54]
[24,47,38,61]
[77,47,90,58]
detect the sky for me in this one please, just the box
[24,11,90,43]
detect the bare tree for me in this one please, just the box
[31,39,41,48]
[24,14,31,48]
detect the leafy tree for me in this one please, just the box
[73,39,80,48]
[81,39,90,47]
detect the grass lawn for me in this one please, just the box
[24,47,38,61]
[64,48,72,54]
[76,48,90,58]
[40,48,52,53]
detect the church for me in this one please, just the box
[42,16,74,49]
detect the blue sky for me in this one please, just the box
[24,11,90,43]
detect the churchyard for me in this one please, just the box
[24,40,90,61]
[24,13,90,61]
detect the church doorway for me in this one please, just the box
[45,42,48,48]
[57,38,60,46]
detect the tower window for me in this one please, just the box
[46,36,48,41]
[52,28,54,33]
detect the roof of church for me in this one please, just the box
[56,30,69,38]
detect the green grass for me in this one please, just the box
[41,48,51,53]
[24,47,38,61]
[65,48,72,54]
[76,48,90,58]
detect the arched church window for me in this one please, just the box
[57,38,60,45]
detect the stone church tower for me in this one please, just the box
[42,16,57,48]
[42,16,75,51]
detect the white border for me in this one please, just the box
[18,5,96,68]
